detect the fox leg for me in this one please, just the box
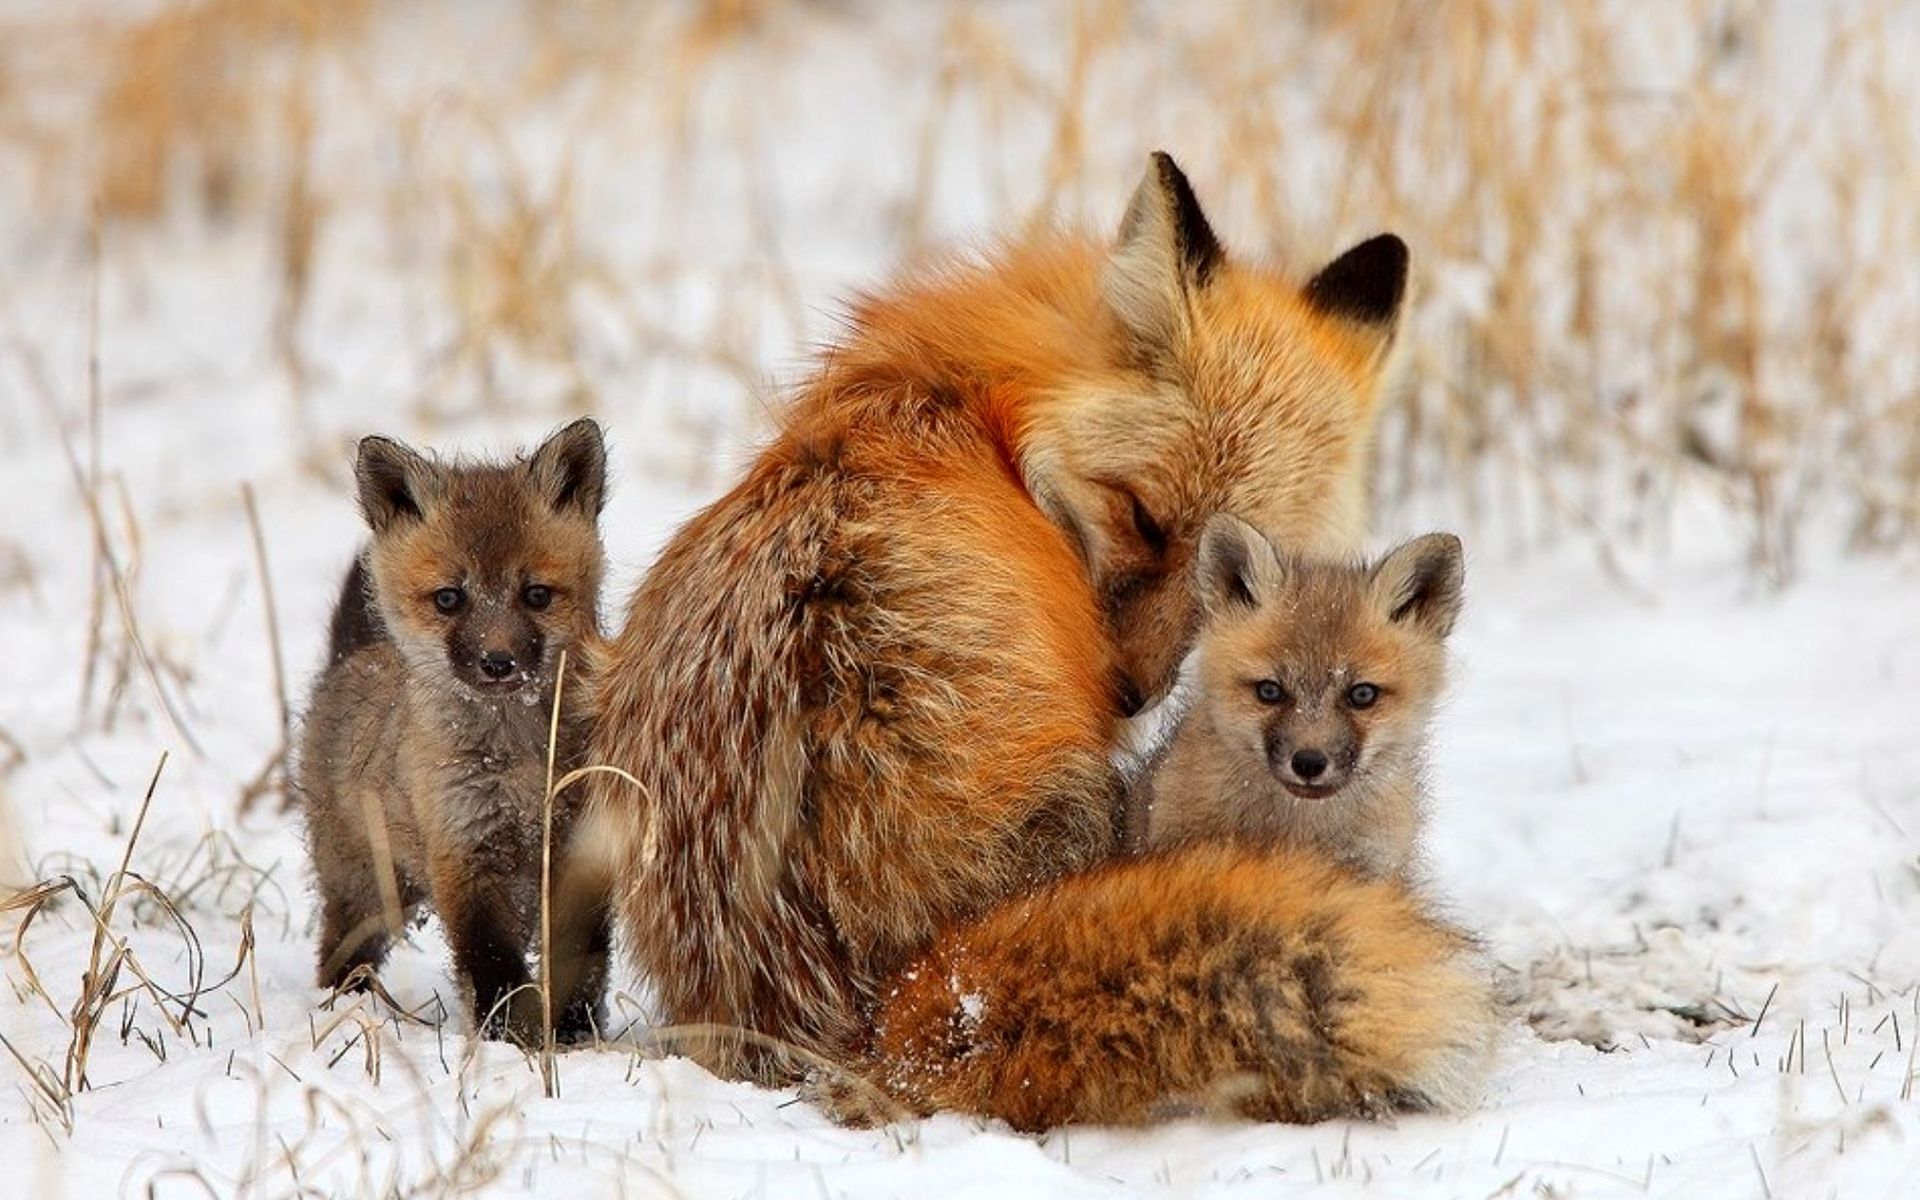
[316,884,396,992]
[551,910,611,1043]
[429,854,537,1042]
[447,893,536,1041]
[545,828,614,1043]
[311,796,417,992]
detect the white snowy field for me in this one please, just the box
[2,1,1919,1196]
[4,416,1919,1198]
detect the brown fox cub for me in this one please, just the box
[1132,515,1465,882]
[296,418,613,1043]
[854,840,1501,1130]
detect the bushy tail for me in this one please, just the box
[847,841,1502,1130]
[586,460,865,1083]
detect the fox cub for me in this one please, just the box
[296,418,613,1043]
[1132,514,1464,883]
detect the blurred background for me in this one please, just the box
[2,0,1916,593]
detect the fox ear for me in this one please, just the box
[1103,151,1224,355]
[1303,233,1409,362]
[527,417,607,518]
[1195,512,1284,614]
[355,436,437,535]
[1369,533,1464,638]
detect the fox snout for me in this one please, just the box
[449,608,544,693]
[479,649,518,680]
[1265,731,1356,798]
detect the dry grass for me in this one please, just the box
[0,751,534,1189]
[87,0,368,223]
[4,0,1908,575]
[2,753,216,1123]
[1,0,1916,542]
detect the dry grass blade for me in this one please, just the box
[319,966,444,1029]
[0,753,242,1123]
[76,212,108,723]
[65,751,168,1090]
[237,482,292,815]
[537,649,567,1098]
[3,878,86,1022]
[20,292,205,756]
[0,1027,71,1134]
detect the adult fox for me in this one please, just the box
[591,153,1499,1120]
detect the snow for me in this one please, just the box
[2,1,1919,1196]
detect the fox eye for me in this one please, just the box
[1347,682,1380,708]
[522,584,553,610]
[1254,680,1286,705]
[432,587,466,614]
[1129,493,1168,555]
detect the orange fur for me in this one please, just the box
[855,841,1501,1129]
[591,154,1412,1083]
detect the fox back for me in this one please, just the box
[1139,515,1464,882]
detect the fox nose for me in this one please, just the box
[1290,749,1329,780]
[479,651,516,680]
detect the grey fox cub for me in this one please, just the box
[1133,513,1464,884]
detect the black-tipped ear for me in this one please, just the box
[1369,533,1464,638]
[527,417,607,518]
[1123,152,1223,285]
[354,436,434,535]
[1103,151,1225,351]
[1304,233,1408,354]
[1195,512,1284,615]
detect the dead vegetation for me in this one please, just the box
[3,0,1904,576]
[1,0,1911,575]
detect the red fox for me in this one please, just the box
[590,151,1428,1091]
[297,419,613,1043]
[1131,515,1466,884]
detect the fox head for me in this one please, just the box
[1186,513,1462,801]
[1021,152,1409,712]
[354,418,607,700]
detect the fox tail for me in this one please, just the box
[843,840,1503,1131]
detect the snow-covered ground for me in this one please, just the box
[5,420,1917,1199]
[3,2,1919,1196]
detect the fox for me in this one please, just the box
[590,151,1432,1092]
[296,418,614,1043]
[1130,515,1466,884]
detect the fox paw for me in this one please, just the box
[801,1066,914,1128]
[475,989,548,1049]
[554,999,605,1047]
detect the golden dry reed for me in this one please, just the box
[0,0,1913,577]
